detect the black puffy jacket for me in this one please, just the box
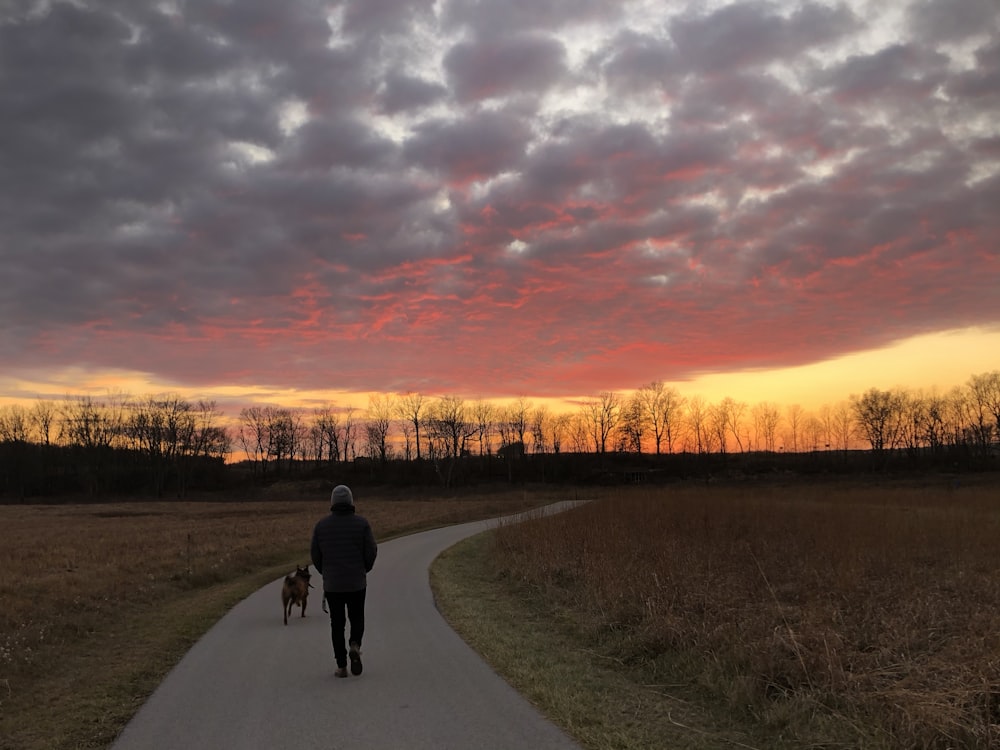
[310,506,377,592]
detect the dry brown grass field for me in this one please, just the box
[489,475,1000,749]
[0,482,549,750]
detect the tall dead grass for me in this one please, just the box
[492,478,1000,749]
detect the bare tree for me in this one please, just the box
[266,407,294,474]
[312,406,342,464]
[922,390,949,453]
[60,393,130,494]
[566,412,590,453]
[803,414,824,452]
[618,394,645,453]
[341,407,358,461]
[597,391,621,453]
[707,401,728,454]
[362,421,393,463]
[398,420,414,461]
[0,405,30,444]
[29,399,58,494]
[191,400,227,461]
[830,401,854,452]
[397,392,427,461]
[508,397,531,450]
[471,398,496,457]
[237,406,292,476]
[967,371,1000,455]
[816,404,834,450]
[427,395,473,459]
[636,381,684,454]
[722,397,747,452]
[898,389,928,455]
[0,405,32,500]
[529,405,550,453]
[550,412,570,454]
[851,388,905,455]
[30,400,57,446]
[288,409,308,470]
[785,404,805,453]
[686,395,709,454]
[944,386,974,448]
[366,394,393,464]
[751,401,781,452]
[127,395,195,497]
[237,407,265,473]
[425,395,475,487]
[580,392,621,454]
[982,372,1000,439]
[495,404,517,456]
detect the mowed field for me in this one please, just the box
[0,483,552,750]
[479,475,1000,749]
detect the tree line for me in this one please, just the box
[0,393,228,499]
[232,372,1000,469]
[1,371,998,500]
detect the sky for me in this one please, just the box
[1,0,998,416]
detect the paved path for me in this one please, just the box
[111,505,583,750]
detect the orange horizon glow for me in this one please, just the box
[2,327,996,420]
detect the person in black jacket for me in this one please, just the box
[311,484,377,678]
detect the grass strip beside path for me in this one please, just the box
[4,560,307,750]
[430,531,779,750]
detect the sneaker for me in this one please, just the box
[334,666,348,678]
[348,642,363,676]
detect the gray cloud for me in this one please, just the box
[444,33,569,103]
[815,44,950,103]
[908,0,1000,42]
[669,1,858,74]
[442,0,622,35]
[403,109,531,181]
[948,40,1000,100]
[596,30,681,94]
[378,72,448,114]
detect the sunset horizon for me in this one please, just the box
[2,326,997,423]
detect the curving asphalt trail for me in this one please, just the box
[111,504,582,750]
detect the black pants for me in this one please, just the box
[324,588,366,668]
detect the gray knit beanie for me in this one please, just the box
[331,484,354,508]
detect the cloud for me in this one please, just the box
[378,72,448,114]
[668,1,858,74]
[442,0,622,35]
[816,43,950,104]
[907,0,1000,42]
[1,0,999,402]
[403,109,531,182]
[444,33,569,103]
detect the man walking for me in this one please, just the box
[311,484,377,678]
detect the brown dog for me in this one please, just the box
[282,565,312,625]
